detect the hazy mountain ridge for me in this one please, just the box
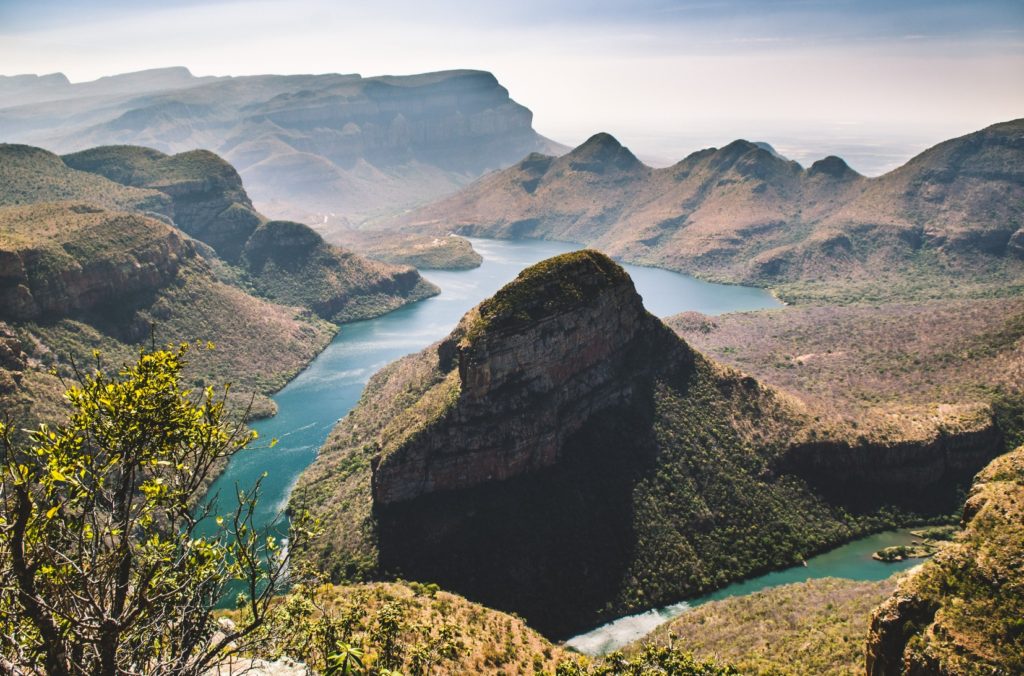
[0,67,214,107]
[291,251,1001,637]
[394,119,1024,304]
[0,68,566,229]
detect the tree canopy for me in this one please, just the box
[0,344,314,675]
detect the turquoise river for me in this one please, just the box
[200,237,919,651]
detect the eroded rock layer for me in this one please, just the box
[295,251,1005,637]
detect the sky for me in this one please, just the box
[1,0,1022,173]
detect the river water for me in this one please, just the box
[198,238,916,647]
[565,529,922,655]
[200,237,781,534]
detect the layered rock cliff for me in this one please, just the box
[866,445,1024,674]
[293,251,1003,637]
[60,144,439,322]
[0,203,193,321]
[370,251,687,504]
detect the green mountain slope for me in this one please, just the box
[57,144,439,323]
[641,575,902,675]
[0,201,334,425]
[393,120,1024,304]
[0,142,435,424]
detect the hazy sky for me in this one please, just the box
[1,0,1022,173]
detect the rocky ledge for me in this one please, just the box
[866,445,1024,674]
[0,203,194,322]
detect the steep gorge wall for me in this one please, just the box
[779,423,1004,512]
[865,445,1024,674]
[0,207,194,322]
[371,256,686,504]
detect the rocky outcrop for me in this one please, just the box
[63,147,262,263]
[0,323,28,394]
[779,422,1003,511]
[371,250,686,505]
[866,445,1024,674]
[295,250,1016,637]
[0,204,194,322]
[1009,228,1024,259]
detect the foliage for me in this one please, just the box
[556,642,737,675]
[0,344,316,675]
[0,144,168,214]
[875,445,1024,672]
[470,250,630,338]
[639,576,901,675]
[234,580,568,674]
[241,221,439,324]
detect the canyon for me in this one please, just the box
[292,251,1005,637]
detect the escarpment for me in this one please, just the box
[865,445,1024,674]
[0,69,565,226]
[60,144,439,322]
[779,423,1003,512]
[0,203,193,321]
[294,250,1003,637]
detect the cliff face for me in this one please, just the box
[372,251,686,504]
[0,203,193,322]
[779,424,1003,512]
[866,445,1024,674]
[294,250,1004,638]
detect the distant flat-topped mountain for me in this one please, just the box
[0,68,565,230]
[394,119,1024,304]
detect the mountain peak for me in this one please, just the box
[471,250,635,337]
[566,133,643,173]
[580,132,623,149]
[808,155,859,179]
